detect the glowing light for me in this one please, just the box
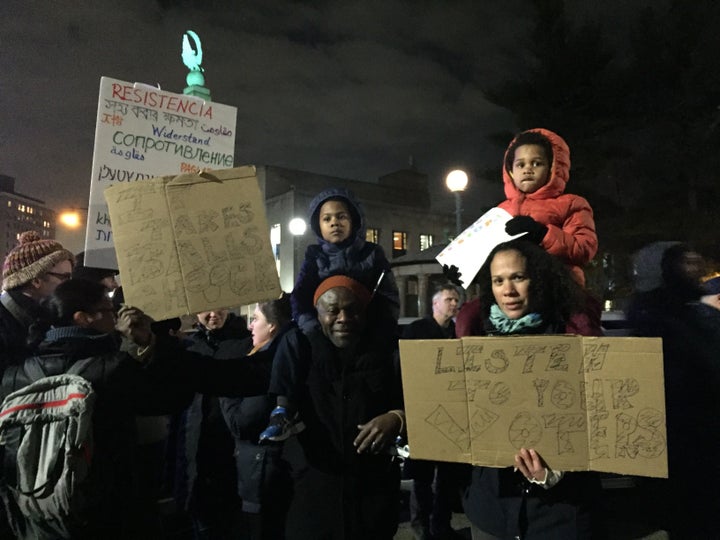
[446,170,469,192]
[58,211,82,229]
[289,218,307,236]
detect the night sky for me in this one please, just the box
[1,0,664,216]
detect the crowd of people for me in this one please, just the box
[0,128,717,540]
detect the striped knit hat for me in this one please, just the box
[2,231,75,290]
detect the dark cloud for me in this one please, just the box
[1,0,553,215]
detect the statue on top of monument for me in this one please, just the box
[182,30,203,72]
[181,30,211,100]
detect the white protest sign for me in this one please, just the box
[84,76,237,269]
[435,207,524,288]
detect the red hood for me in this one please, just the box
[502,128,571,202]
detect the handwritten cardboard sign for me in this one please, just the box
[435,207,524,289]
[84,76,237,269]
[399,336,667,478]
[104,166,281,320]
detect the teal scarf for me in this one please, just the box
[489,304,544,334]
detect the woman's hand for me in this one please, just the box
[354,411,403,454]
[514,447,548,483]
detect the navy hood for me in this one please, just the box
[308,187,366,246]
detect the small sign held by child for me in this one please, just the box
[436,207,525,288]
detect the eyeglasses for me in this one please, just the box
[45,272,72,281]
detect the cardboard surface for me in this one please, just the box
[399,336,667,478]
[85,76,237,269]
[105,166,281,320]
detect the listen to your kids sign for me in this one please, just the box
[84,76,237,270]
[400,335,667,478]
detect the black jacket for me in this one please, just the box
[219,323,294,513]
[281,325,403,540]
[1,328,191,539]
[0,290,43,370]
[174,315,251,511]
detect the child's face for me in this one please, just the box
[319,199,353,244]
[509,144,550,194]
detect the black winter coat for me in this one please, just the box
[0,290,43,370]
[174,315,251,512]
[280,326,403,540]
[1,328,191,539]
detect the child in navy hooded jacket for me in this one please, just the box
[260,187,399,442]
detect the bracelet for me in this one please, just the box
[388,409,405,435]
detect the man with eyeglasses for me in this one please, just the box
[0,230,75,369]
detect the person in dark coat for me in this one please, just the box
[220,295,294,540]
[626,243,705,336]
[0,279,191,540]
[71,251,119,293]
[0,231,75,370]
[175,308,251,540]
[460,240,602,540]
[403,284,465,540]
[261,187,399,442]
[626,245,720,537]
[280,275,405,540]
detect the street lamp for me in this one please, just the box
[288,217,307,236]
[58,210,84,229]
[56,208,87,254]
[446,169,468,236]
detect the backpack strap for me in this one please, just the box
[67,357,97,377]
[22,358,46,384]
[0,292,34,328]
[2,356,96,398]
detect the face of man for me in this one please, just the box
[85,296,118,335]
[432,288,460,326]
[31,259,73,301]
[316,287,366,348]
[196,309,229,331]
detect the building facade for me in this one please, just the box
[0,175,57,266]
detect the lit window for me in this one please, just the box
[392,231,407,258]
[420,234,434,251]
[366,228,379,244]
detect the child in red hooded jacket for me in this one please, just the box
[501,128,597,285]
[456,128,601,337]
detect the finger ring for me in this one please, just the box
[371,441,378,448]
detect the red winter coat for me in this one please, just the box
[499,128,597,286]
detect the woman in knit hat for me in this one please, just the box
[0,231,75,367]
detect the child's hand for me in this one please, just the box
[505,216,548,244]
[442,264,464,287]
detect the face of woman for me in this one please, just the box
[250,306,275,348]
[490,249,532,319]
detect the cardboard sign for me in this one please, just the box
[435,207,525,289]
[399,336,667,478]
[105,166,281,320]
[85,76,237,269]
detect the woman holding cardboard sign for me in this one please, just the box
[461,240,602,540]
